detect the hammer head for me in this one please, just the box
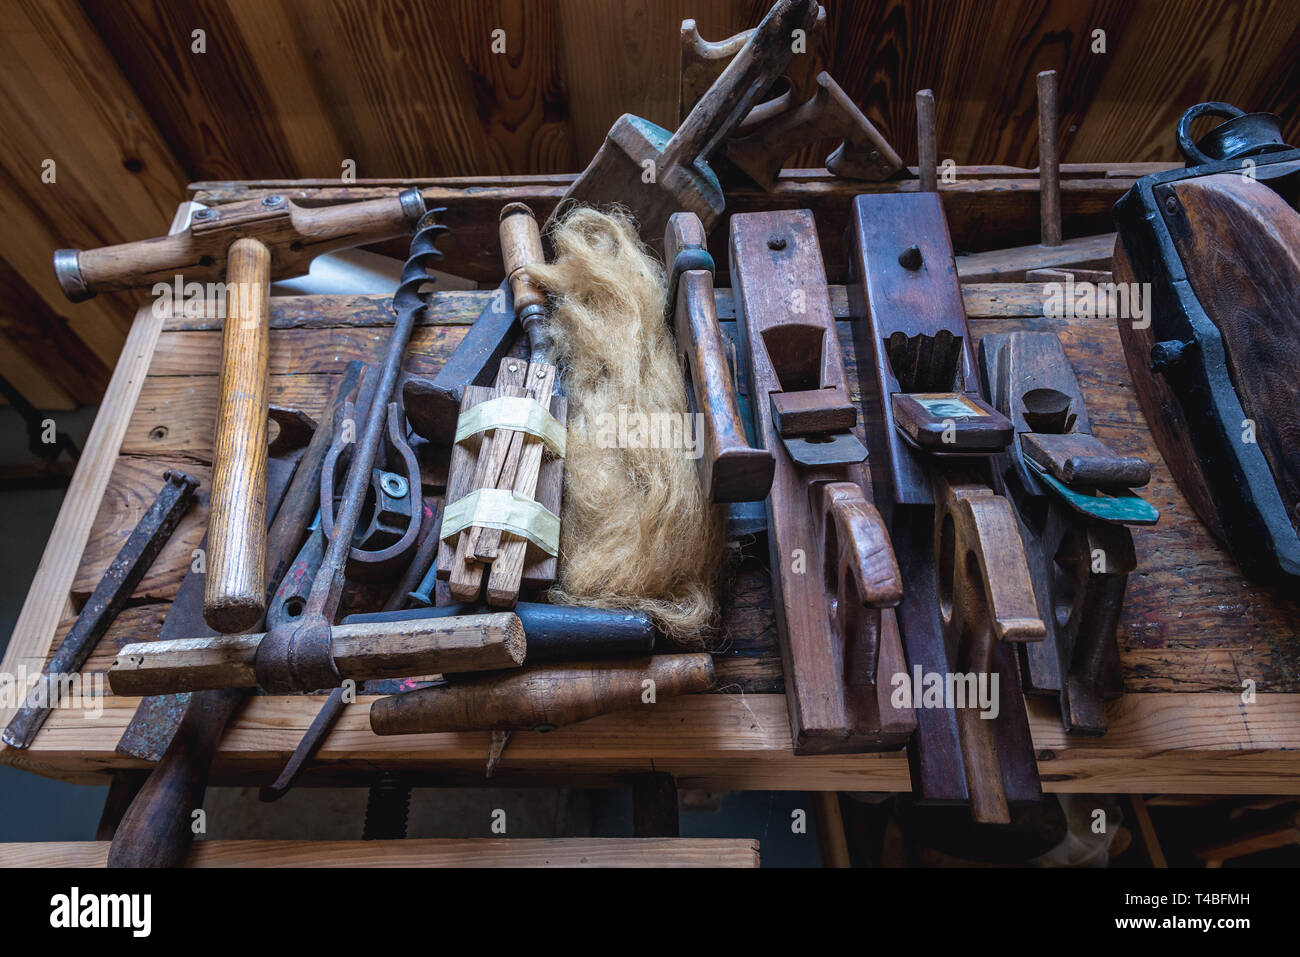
[560,114,725,255]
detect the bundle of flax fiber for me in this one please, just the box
[526,206,726,646]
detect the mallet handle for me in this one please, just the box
[204,238,271,632]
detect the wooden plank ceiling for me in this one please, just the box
[0,0,1296,408]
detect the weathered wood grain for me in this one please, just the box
[0,0,188,369]
[0,837,761,868]
[8,691,1300,793]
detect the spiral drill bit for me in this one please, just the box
[251,196,449,695]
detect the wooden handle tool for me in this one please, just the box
[370,654,715,734]
[108,613,525,697]
[204,237,271,632]
[53,191,425,301]
[664,212,773,503]
[53,190,426,632]
[847,190,1047,822]
[729,209,913,754]
[441,203,565,607]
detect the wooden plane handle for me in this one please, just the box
[824,483,902,608]
[942,486,1046,824]
[203,238,271,633]
[666,213,774,503]
[370,654,715,734]
[662,0,819,172]
[821,483,902,688]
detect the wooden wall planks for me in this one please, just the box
[0,0,1297,407]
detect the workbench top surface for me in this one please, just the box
[4,174,1299,794]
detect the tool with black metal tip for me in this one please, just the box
[3,470,198,750]
[980,331,1158,735]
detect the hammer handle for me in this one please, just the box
[203,238,271,632]
[661,0,817,172]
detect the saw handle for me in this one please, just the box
[665,213,774,503]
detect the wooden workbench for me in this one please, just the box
[4,167,1299,795]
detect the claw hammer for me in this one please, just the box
[53,188,426,631]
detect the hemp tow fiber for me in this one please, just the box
[525,206,725,645]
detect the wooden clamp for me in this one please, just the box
[438,205,566,606]
[679,11,903,189]
[664,212,774,503]
[980,331,1158,736]
[730,208,913,754]
[54,189,426,633]
[846,191,1046,822]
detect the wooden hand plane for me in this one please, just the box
[1114,101,1300,585]
[980,331,1159,736]
[730,208,914,754]
[847,192,1046,822]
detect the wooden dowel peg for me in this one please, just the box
[917,89,938,193]
[1037,70,1062,247]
